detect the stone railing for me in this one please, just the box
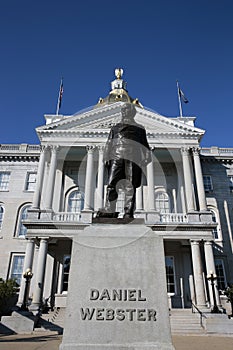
[201,147,233,157]
[46,211,189,224]
[0,144,41,153]
[160,213,188,223]
[52,212,82,222]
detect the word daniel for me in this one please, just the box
[80,288,157,322]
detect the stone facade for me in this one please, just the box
[0,72,233,322]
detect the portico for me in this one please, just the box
[21,70,219,316]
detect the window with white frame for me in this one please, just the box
[62,255,71,292]
[0,172,10,191]
[116,189,125,216]
[25,172,37,191]
[203,175,213,192]
[155,192,170,213]
[17,204,32,237]
[211,210,219,239]
[228,176,233,191]
[165,256,176,294]
[215,259,227,290]
[67,189,84,213]
[0,205,4,230]
[10,254,25,286]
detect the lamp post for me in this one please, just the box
[21,268,33,311]
[207,271,221,314]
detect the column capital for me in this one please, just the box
[181,147,190,155]
[40,145,48,153]
[38,237,50,243]
[50,145,60,153]
[86,145,95,153]
[204,240,214,246]
[192,147,201,156]
[26,237,36,243]
[97,144,105,153]
[190,240,201,245]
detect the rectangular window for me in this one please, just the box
[0,172,10,191]
[215,259,227,290]
[165,256,176,294]
[203,175,213,192]
[25,172,37,191]
[116,189,125,217]
[228,176,233,191]
[62,255,71,292]
[10,254,25,287]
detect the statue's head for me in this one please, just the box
[121,103,136,122]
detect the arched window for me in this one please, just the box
[116,189,125,216]
[67,189,84,213]
[17,204,32,237]
[155,192,170,213]
[0,205,4,230]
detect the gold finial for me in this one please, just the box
[132,98,144,109]
[115,68,123,80]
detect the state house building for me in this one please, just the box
[1,70,233,317]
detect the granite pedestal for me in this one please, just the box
[60,222,174,350]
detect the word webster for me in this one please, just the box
[80,288,157,322]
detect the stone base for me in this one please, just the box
[55,293,67,308]
[60,343,174,350]
[60,223,174,350]
[1,310,37,334]
[204,313,233,333]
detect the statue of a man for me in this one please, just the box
[98,103,151,218]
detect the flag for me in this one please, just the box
[58,78,64,110]
[178,87,188,104]
[56,78,64,115]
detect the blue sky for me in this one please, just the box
[0,0,233,147]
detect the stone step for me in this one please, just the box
[170,309,205,335]
[34,307,66,334]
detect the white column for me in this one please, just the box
[181,147,195,212]
[172,188,177,213]
[96,145,105,210]
[30,238,48,311]
[204,241,221,306]
[32,146,47,209]
[84,145,95,210]
[17,238,35,306]
[146,150,155,210]
[44,146,59,210]
[192,147,207,211]
[136,186,143,211]
[57,261,64,295]
[190,240,206,308]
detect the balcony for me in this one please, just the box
[24,209,215,241]
[26,209,213,226]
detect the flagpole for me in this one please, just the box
[56,78,63,115]
[176,80,183,117]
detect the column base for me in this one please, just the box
[81,210,93,223]
[29,302,41,315]
[145,211,160,224]
[39,209,53,220]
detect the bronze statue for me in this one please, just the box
[98,103,151,219]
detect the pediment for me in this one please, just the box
[36,102,205,143]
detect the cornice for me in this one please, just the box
[37,103,123,132]
[0,155,39,162]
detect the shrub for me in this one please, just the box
[224,284,233,317]
[0,278,18,316]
